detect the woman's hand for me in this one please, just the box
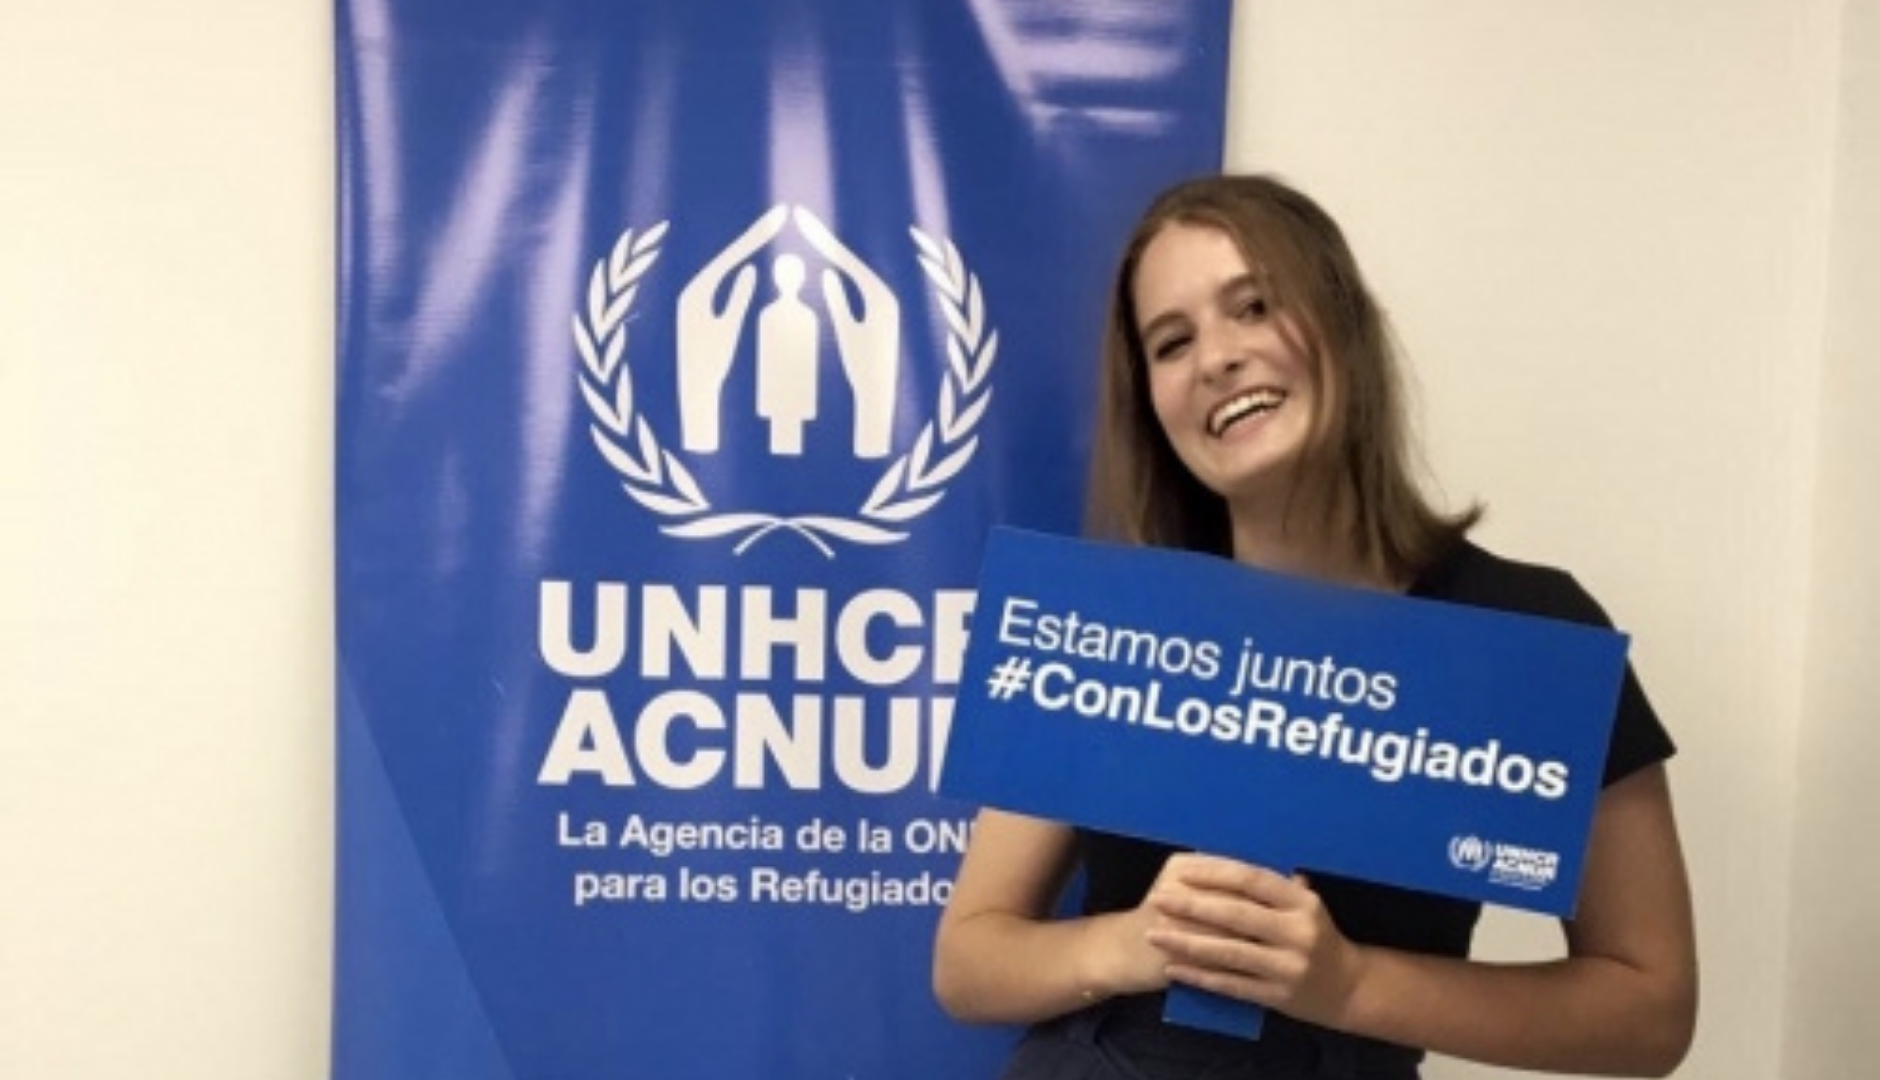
[1143,853,1368,1029]
[1079,879,1176,1001]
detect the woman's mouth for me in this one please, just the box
[1208,388,1287,437]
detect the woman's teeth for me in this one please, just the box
[1209,388,1286,436]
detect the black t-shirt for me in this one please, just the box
[1076,540,1676,959]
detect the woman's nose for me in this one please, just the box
[1197,331,1244,382]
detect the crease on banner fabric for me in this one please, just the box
[333,667,517,1080]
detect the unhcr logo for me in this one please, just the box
[573,205,999,557]
[1449,834,1561,892]
[1448,834,1493,873]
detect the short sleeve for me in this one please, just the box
[1536,578,1675,787]
[1601,662,1673,785]
[1411,542,1676,787]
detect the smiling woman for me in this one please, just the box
[1089,176,1474,588]
[1135,222,1319,516]
[932,175,1698,1080]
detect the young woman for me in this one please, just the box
[933,175,1697,1079]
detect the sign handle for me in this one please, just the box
[1163,984,1266,1039]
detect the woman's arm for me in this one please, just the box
[1150,764,1697,1076]
[932,809,1172,1024]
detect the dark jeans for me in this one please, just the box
[996,997,1420,1080]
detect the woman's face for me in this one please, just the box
[1133,221,1320,510]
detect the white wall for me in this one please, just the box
[1783,0,1880,1076]
[0,1,1867,1078]
[0,3,335,1078]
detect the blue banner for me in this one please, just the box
[333,3,1231,1079]
[941,529,1630,1032]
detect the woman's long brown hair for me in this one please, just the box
[1085,174,1479,583]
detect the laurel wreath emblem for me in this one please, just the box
[573,220,998,557]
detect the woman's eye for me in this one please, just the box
[1149,334,1190,361]
[1238,296,1269,321]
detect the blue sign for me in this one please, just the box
[941,529,1630,1035]
[333,3,1231,1079]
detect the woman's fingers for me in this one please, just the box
[1140,855,1362,1022]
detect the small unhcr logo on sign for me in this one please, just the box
[1449,835,1561,891]
[1447,834,1494,873]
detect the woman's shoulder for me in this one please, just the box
[1414,538,1674,781]
[1411,539,1615,630]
